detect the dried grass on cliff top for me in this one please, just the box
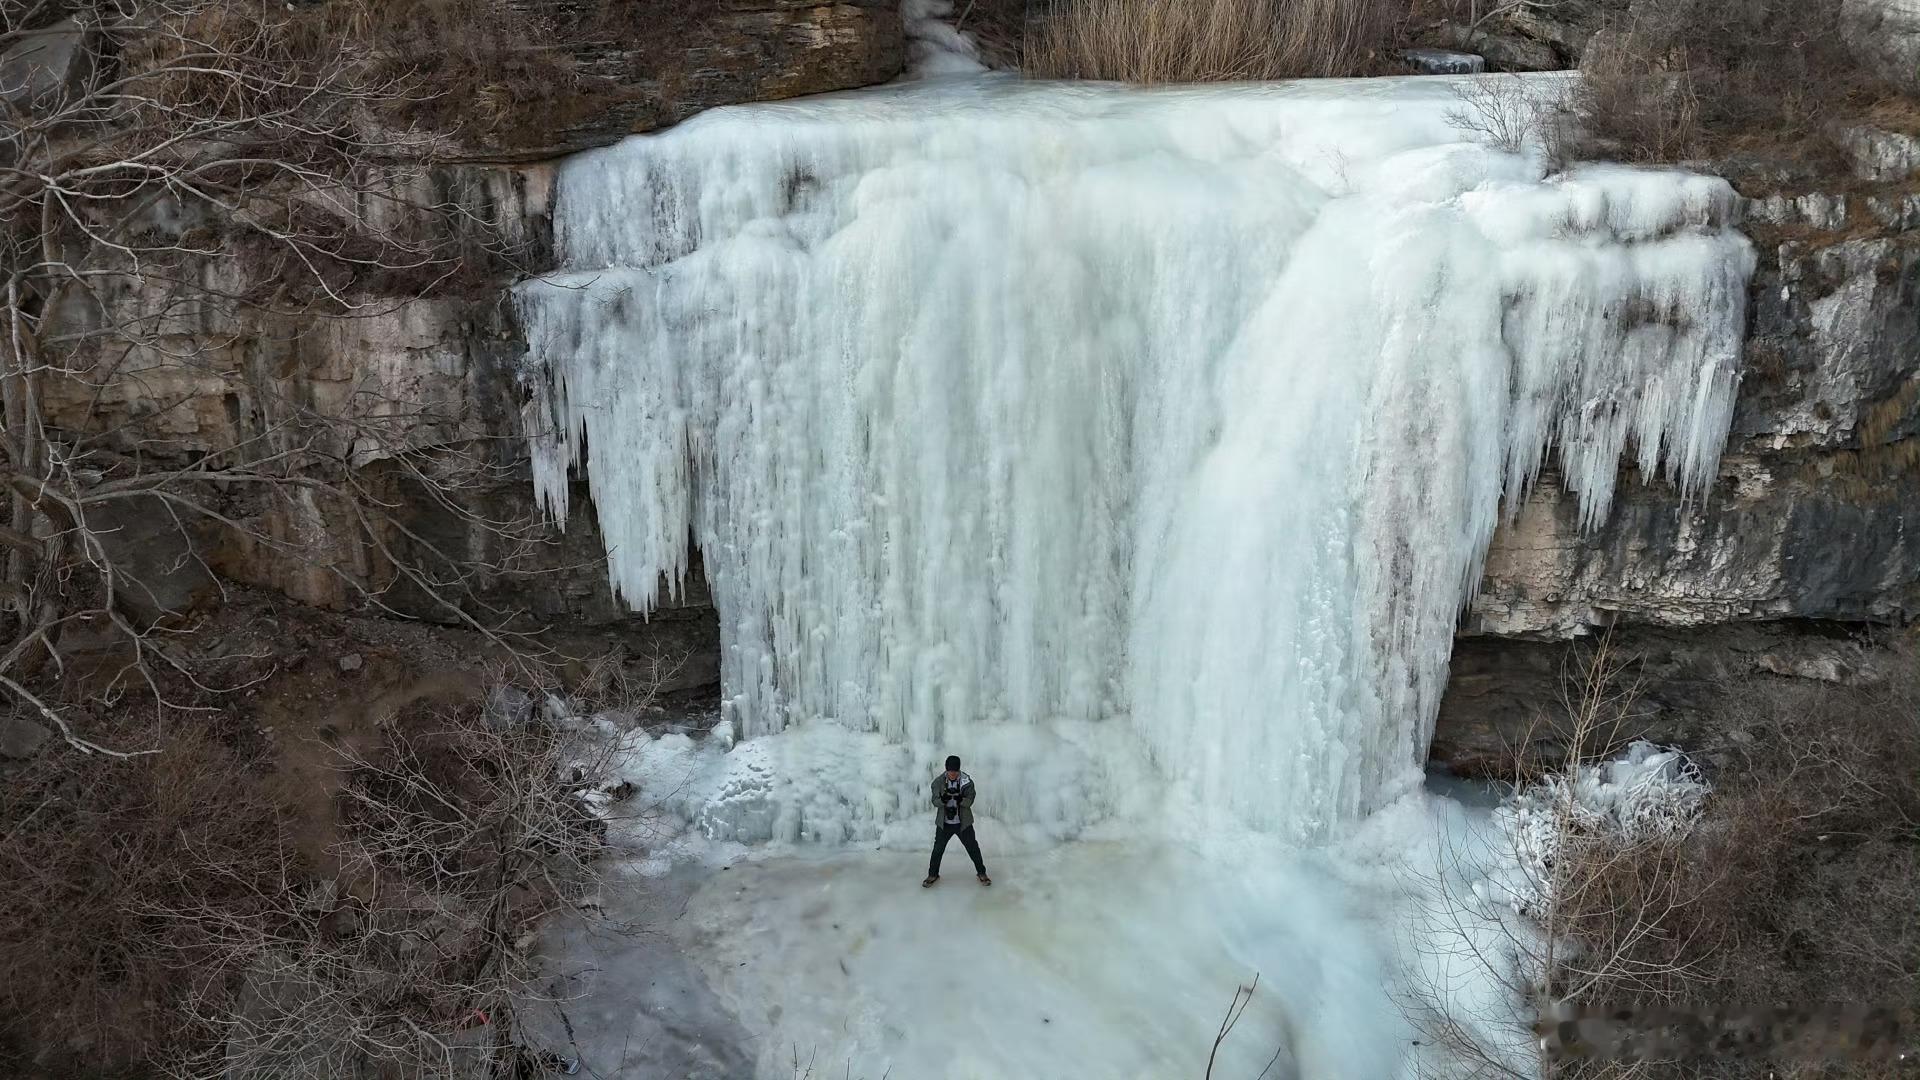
[1025,0,1408,83]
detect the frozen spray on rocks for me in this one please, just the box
[516,75,1753,846]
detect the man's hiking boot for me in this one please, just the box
[977,874,992,886]
[922,875,938,887]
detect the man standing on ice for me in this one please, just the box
[924,755,991,887]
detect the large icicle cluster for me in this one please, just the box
[1483,740,1709,918]
[516,76,1753,841]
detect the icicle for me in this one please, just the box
[516,76,1752,841]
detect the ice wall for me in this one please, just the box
[517,76,1753,841]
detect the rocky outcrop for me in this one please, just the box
[1439,136,1920,772]
[29,6,904,702]
[451,0,905,161]
[1469,166,1920,639]
[1414,0,1627,72]
[1432,622,1904,777]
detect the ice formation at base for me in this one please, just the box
[517,75,1753,842]
[1484,740,1710,918]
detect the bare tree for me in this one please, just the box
[1401,630,1920,1079]
[1202,974,1289,1080]
[1399,631,1708,1080]
[1445,74,1570,166]
[0,4,652,1075]
[0,0,560,758]
[142,677,651,1080]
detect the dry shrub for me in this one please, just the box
[222,0,709,147]
[1414,634,1919,1078]
[0,716,296,1077]
[125,0,563,146]
[197,699,620,1080]
[52,0,712,156]
[129,1,359,127]
[1576,0,1897,164]
[346,0,586,142]
[953,0,1042,69]
[1446,74,1575,167]
[0,684,627,1078]
[1026,0,1409,82]
[1549,640,1920,1077]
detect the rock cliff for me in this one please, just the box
[432,0,904,161]
[1438,132,1920,770]
[33,6,1917,755]
[1470,219,1920,638]
[371,148,1920,755]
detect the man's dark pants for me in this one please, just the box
[929,823,986,878]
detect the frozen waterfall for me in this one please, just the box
[516,75,1753,842]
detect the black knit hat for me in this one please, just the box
[945,755,961,772]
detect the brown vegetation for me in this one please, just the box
[1542,642,1920,1078]
[347,0,718,149]
[951,0,1042,69]
[0,4,650,1072]
[0,673,634,1079]
[0,713,292,1075]
[1025,0,1410,83]
[1575,0,1906,165]
[1446,73,1574,166]
[1,0,557,756]
[1415,632,1920,1078]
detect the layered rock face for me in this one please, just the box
[1442,151,1920,769]
[456,0,905,160]
[34,2,1917,751]
[24,2,901,699]
[1469,222,1920,638]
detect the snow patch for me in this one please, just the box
[603,717,1159,848]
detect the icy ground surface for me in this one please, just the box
[520,749,1705,1078]
[530,775,1530,1080]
